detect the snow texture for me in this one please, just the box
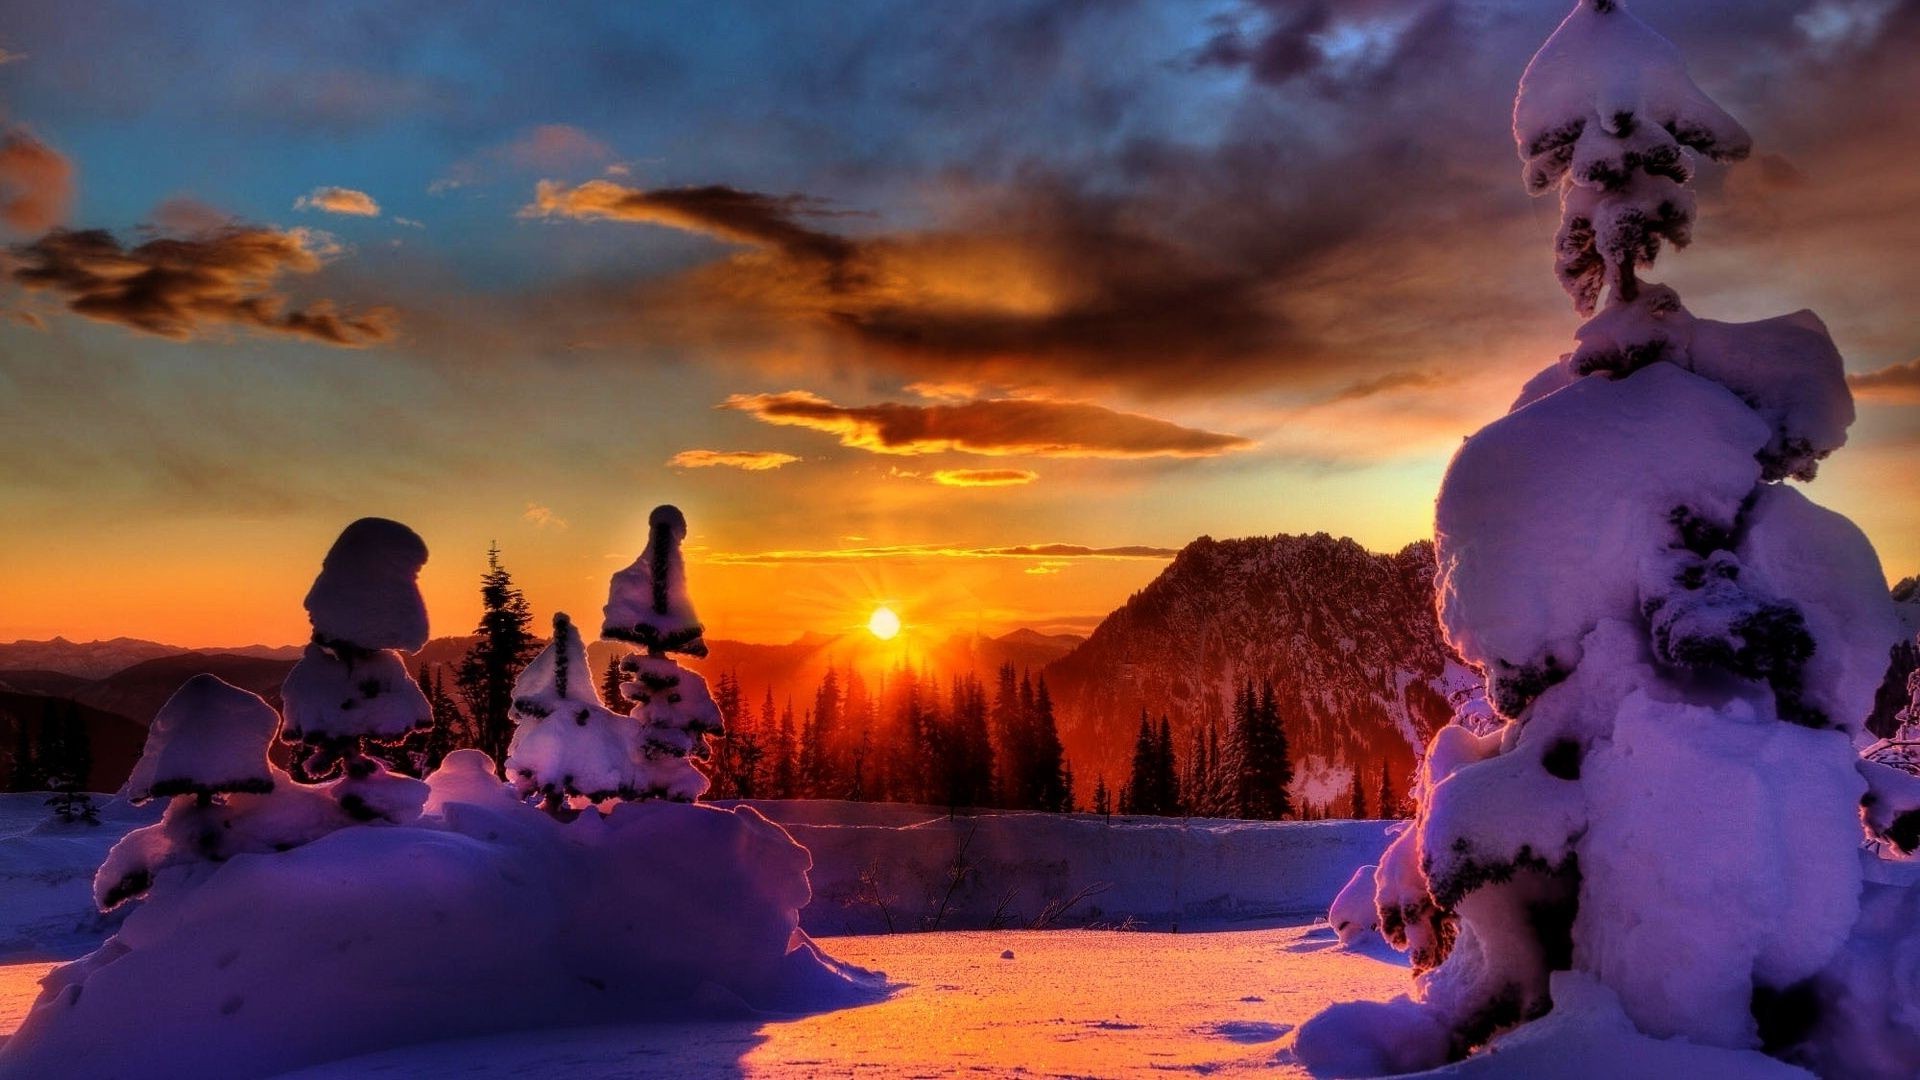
[1434,362,1768,715]
[602,504,707,657]
[1567,289,1853,481]
[124,675,278,802]
[280,643,431,743]
[0,761,882,1080]
[300,517,430,653]
[617,653,723,802]
[505,613,650,805]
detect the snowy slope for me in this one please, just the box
[1045,535,1474,802]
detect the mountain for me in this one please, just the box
[67,652,298,726]
[1043,533,1478,809]
[0,637,302,680]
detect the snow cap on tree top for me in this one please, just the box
[302,517,431,653]
[1515,0,1750,169]
[512,612,598,719]
[602,504,707,657]
[127,674,279,803]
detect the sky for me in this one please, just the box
[1,0,1917,648]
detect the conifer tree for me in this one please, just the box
[771,697,798,798]
[455,545,540,768]
[601,655,628,716]
[281,518,435,822]
[1028,677,1070,812]
[1093,772,1111,818]
[601,506,725,802]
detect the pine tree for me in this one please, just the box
[1377,760,1397,819]
[1029,677,1070,812]
[1155,715,1179,816]
[415,664,469,774]
[771,698,798,798]
[1124,710,1154,814]
[1349,772,1368,820]
[455,545,540,770]
[1093,772,1111,818]
[601,655,628,716]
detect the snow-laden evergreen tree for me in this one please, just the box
[97,675,341,909]
[504,612,651,812]
[601,505,725,802]
[1300,4,1915,1075]
[280,517,434,823]
[602,504,708,657]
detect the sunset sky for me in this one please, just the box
[2,0,1917,648]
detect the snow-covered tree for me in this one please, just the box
[505,612,647,812]
[280,517,434,823]
[601,505,725,802]
[602,504,708,657]
[1299,3,1913,1075]
[97,675,339,909]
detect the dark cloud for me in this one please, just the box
[527,180,856,266]
[721,390,1253,458]
[0,126,73,233]
[7,222,395,346]
[1322,369,1444,403]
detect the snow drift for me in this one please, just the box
[0,754,882,1080]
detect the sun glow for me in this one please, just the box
[867,605,902,640]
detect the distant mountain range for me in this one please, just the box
[0,637,301,681]
[1044,534,1478,807]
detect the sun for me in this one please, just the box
[867,605,902,641]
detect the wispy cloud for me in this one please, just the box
[434,124,614,194]
[0,48,25,66]
[668,448,800,471]
[1850,358,1920,403]
[522,503,567,529]
[721,390,1252,459]
[294,186,381,217]
[890,467,1039,488]
[703,541,1178,565]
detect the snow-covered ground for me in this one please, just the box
[0,925,1407,1079]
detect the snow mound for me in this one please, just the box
[125,675,278,802]
[300,517,430,653]
[0,761,884,1080]
[1394,973,1812,1079]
